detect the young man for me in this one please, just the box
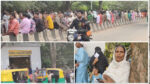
[33,12,44,32]
[70,10,91,41]
[48,72,53,83]
[54,12,68,30]
[3,11,10,33]
[5,13,19,36]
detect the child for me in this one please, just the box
[89,66,103,83]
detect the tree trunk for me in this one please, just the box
[64,1,71,11]
[99,1,103,10]
[50,43,56,68]
[129,43,148,83]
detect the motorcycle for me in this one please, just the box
[67,28,77,41]
[67,28,92,41]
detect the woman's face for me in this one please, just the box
[115,47,125,62]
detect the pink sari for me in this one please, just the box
[132,12,135,21]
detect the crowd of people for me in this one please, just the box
[7,65,74,83]
[28,67,74,83]
[2,9,76,37]
[2,9,147,37]
[75,43,130,83]
[88,10,147,25]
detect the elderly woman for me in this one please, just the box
[103,45,130,83]
[75,42,89,83]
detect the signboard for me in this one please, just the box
[9,50,32,56]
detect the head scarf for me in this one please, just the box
[103,46,130,83]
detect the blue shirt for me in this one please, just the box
[89,74,102,83]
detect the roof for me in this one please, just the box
[1,68,28,73]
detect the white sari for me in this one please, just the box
[103,50,130,83]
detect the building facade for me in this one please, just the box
[1,43,41,70]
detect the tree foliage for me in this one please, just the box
[2,1,147,13]
[104,43,130,63]
[41,43,51,68]
[102,1,147,11]
[40,43,74,70]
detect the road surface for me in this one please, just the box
[91,22,148,41]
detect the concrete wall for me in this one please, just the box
[2,17,146,42]
[1,46,41,70]
[75,42,105,57]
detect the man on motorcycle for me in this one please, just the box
[70,10,91,41]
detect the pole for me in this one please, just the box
[91,1,93,10]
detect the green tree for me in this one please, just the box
[40,43,74,70]
[41,43,51,68]
[1,1,147,13]
[104,43,130,63]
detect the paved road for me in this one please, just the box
[91,22,148,41]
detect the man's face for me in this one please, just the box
[77,12,82,18]
[14,11,17,13]
[59,14,63,18]
[10,15,14,20]
[115,47,125,62]
[19,13,23,19]
[75,43,81,48]
[34,14,38,18]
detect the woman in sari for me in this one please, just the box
[110,11,114,24]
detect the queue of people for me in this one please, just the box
[2,9,147,37]
[1,10,75,37]
[88,10,147,24]
[75,43,130,83]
